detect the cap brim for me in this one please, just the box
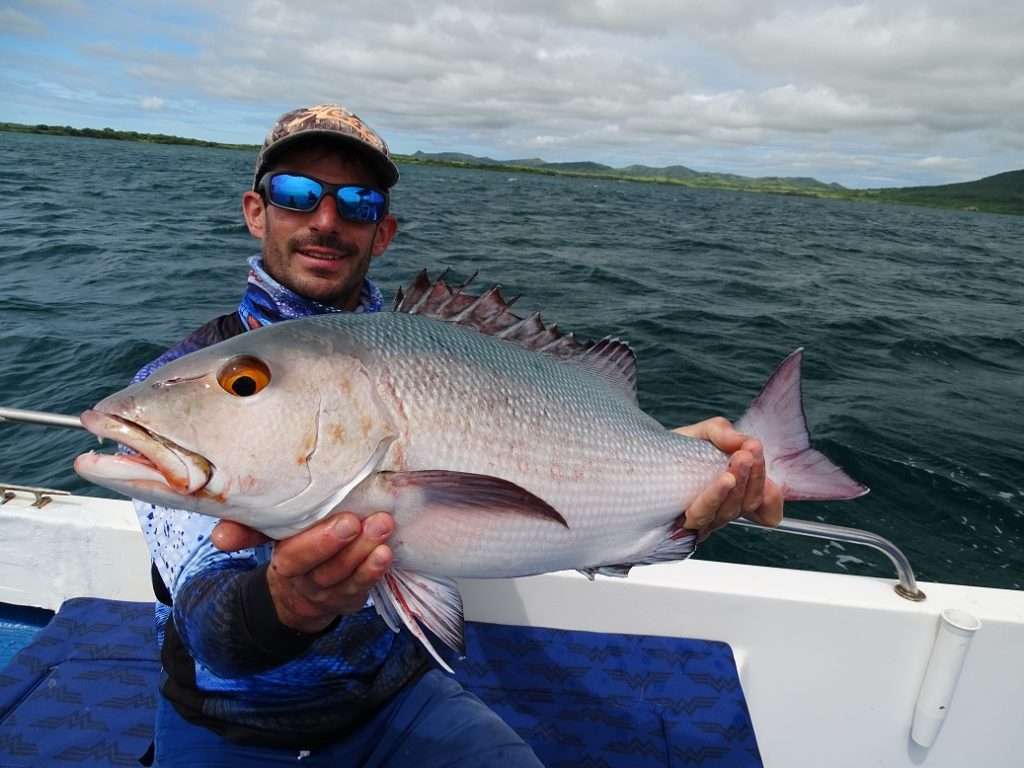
[253,129,399,190]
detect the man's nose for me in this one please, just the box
[308,193,342,230]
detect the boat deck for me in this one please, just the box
[0,597,761,767]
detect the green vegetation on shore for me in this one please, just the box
[3,122,1020,215]
[400,150,849,197]
[0,121,256,151]
[853,171,1024,216]
[402,151,1023,216]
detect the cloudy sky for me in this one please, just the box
[2,0,1021,187]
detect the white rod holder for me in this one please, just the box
[911,609,982,748]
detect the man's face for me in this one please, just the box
[242,144,397,310]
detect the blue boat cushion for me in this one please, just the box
[456,622,762,768]
[0,599,157,766]
[0,598,761,767]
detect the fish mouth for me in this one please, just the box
[74,409,213,495]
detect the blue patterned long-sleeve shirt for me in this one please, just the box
[133,258,426,747]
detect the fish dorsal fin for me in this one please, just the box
[578,336,638,402]
[395,270,638,403]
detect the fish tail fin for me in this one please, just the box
[736,349,869,501]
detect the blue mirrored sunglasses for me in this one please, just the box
[260,173,389,223]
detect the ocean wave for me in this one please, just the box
[2,135,1021,589]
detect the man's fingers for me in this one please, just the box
[263,513,396,633]
[673,417,745,453]
[271,513,363,578]
[336,543,393,597]
[741,481,785,527]
[713,453,750,529]
[306,513,394,590]
[742,439,766,513]
[683,473,736,530]
[211,520,270,552]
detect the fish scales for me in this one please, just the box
[302,311,726,577]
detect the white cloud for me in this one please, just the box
[6,0,1022,185]
[141,96,164,110]
[0,7,46,36]
[914,155,971,173]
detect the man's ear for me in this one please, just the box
[371,214,398,257]
[242,191,267,239]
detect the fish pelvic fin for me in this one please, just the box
[736,349,869,501]
[370,569,463,674]
[394,270,638,402]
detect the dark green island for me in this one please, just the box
[3,122,1020,216]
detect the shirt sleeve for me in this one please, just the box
[135,500,329,677]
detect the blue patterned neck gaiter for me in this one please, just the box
[237,255,384,329]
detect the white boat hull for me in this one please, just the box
[2,489,1021,767]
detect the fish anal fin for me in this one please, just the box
[370,569,464,674]
[579,528,698,580]
[577,564,633,580]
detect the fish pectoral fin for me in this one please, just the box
[579,527,699,580]
[388,470,569,528]
[370,568,464,674]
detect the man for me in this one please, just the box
[136,104,783,766]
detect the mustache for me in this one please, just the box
[289,233,359,256]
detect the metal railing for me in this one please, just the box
[730,517,926,601]
[0,408,86,509]
[1,482,70,509]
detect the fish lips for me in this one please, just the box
[75,409,213,496]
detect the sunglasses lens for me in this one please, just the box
[336,186,387,222]
[267,174,323,211]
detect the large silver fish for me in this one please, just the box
[75,272,867,669]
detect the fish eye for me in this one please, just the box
[217,356,271,397]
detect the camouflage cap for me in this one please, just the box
[253,104,399,190]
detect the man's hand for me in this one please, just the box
[674,417,784,536]
[212,512,394,635]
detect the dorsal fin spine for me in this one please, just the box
[409,287,433,314]
[394,271,639,402]
[434,284,469,315]
[452,287,499,323]
[495,314,533,339]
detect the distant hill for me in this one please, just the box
[863,170,1024,215]
[503,157,548,167]
[3,123,1020,215]
[405,150,1020,213]
[621,164,701,179]
[541,160,615,173]
[0,121,255,150]
[405,150,834,191]
[409,151,504,165]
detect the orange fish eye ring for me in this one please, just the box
[217,356,271,397]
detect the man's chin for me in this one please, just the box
[263,249,367,309]
[294,272,362,310]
